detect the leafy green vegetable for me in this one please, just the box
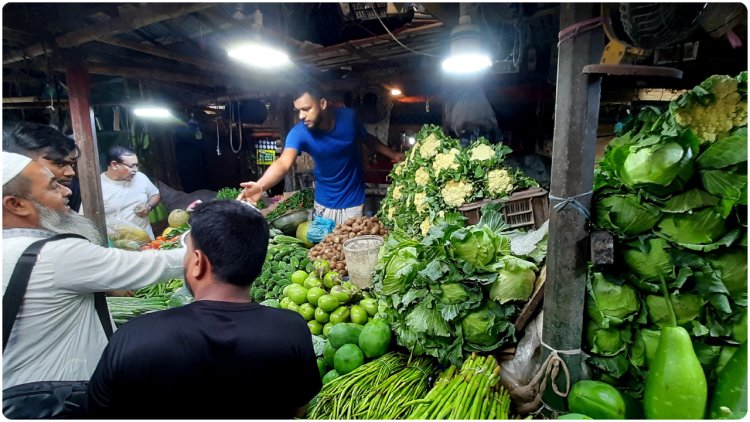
[657,208,728,246]
[593,192,661,236]
[215,187,242,200]
[449,226,504,268]
[697,127,748,169]
[586,272,639,328]
[706,249,748,296]
[621,237,673,282]
[646,293,703,328]
[585,320,631,356]
[460,301,515,352]
[488,257,537,304]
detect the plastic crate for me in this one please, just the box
[458,187,549,229]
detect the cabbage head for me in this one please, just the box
[646,293,703,328]
[488,256,538,304]
[460,301,514,352]
[619,136,697,195]
[630,328,661,368]
[657,208,728,246]
[585,320,631,356]
[449,226,505,268]
[706,248,748,296]
[593,193,661,236]
[622,237,673,281]
[585,272,639,328]
[381,246,422,295]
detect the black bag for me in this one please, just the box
[2,234,113,419]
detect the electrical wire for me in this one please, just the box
[230,98,242,154]
[368,3,439,58]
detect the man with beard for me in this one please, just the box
[237,86,404,225]
[85,200,321,419]
[100,145,161,240]
[2,151,185,389]
[3,122,83,211]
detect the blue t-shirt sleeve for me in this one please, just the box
[284,124,306,153]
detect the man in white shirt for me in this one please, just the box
[2,151,184,388]
[100,146,160,239]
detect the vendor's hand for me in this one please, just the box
[134,203,151,218]
[237,181,263,205]
[391,151,405,163]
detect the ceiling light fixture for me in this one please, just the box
[133,107,172,118]
[441,9,492,75]
[228,42,290,69]
[390,88,402,96]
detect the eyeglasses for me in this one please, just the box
[118,162,139,170]
[180,229,191,249]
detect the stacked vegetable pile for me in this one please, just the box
[251,231,311,302]
[216,187,265,209]
[107,278,184,326]
[317,318,393,385]
[587,72,747,419]
[407,353,511,419]
[373,205,547,366]
[308,352,436,419]
[308,216,388,276]
[378,124,536,237]
[265,188,314,221]
[276,258,379,337]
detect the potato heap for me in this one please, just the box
[308,216,388,277]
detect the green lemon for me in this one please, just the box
[313,259,330,277]
[298,303,315,321]
[350,305,368,325]
[315,307,330,323]
[318,294,340,312]
[286,302,299,312]
[287,284,309,305]
[316,358,326,378]
[322,322,334,337]
[359,298,378,316]
[323,271,341,289]
[307,287,326,306]
[307,320,323,336]
[291,270,308,285]
[279,297,292,309]
[330,306,350,324]
[304,276,323,289]
[330,285,351,304]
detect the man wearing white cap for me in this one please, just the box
[2,151,185,389]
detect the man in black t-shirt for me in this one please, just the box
[85,200,322,419]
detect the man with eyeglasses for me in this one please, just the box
[101,146,161,240]
[85,200,322,418]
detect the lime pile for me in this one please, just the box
[280,259,379,337]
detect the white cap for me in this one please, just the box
[3,151,33,187]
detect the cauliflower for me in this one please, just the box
[672,73,747,143]
[387,206,395,220]
[420,217,432,236]
[432,148,460,175]
[469,144,496,161]
[415,167,431,186]
[419,134,441,159]
[413,192,428,214]
[487,168,514,197]
[441,180,474,207]
[394,162,405,176]
[392,185,403,201]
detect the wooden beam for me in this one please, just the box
[541,3,603,413]
[97,37,230,74]
[4,3,214,64]
[65,58,108,246]
[84,63,217,87]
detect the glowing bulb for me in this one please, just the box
[391,88,402,96]
[408,137,416,145]
[133,107,172,118]
[441,53,491,74]
[228,43,290,69]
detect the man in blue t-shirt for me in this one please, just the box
[238,87,404,224]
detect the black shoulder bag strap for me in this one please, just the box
[3,233,114,353]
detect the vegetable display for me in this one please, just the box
[378,124,536,237]
[251,231,311,302]
[587,72,747,415]
[308,216,388,276]
[373,205,546,366]
[265,188,314,221]
[407,353,511,420]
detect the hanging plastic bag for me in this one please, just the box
[168,285,194,308]
[306,215,337,244]
[106,217,150,250]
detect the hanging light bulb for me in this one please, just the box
[227,9,291,69]
[441,11,492,74]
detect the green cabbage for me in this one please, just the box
[630,328,661,368]
[657,208,728,246]
[645,292,703,328]
[449,226,504,268]
[621,237,673,281]
[460,301,515,352]
[585,320,631,356]
[593,193,661,236]
[381,246,422,295]
[706,248,748,296]
[586,272,639,328]
[488,255,538,304]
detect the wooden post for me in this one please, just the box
[541,3,604,413]
[66,55,108,246]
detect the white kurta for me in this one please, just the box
[100,172,160,239]
[2,228,185,388]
